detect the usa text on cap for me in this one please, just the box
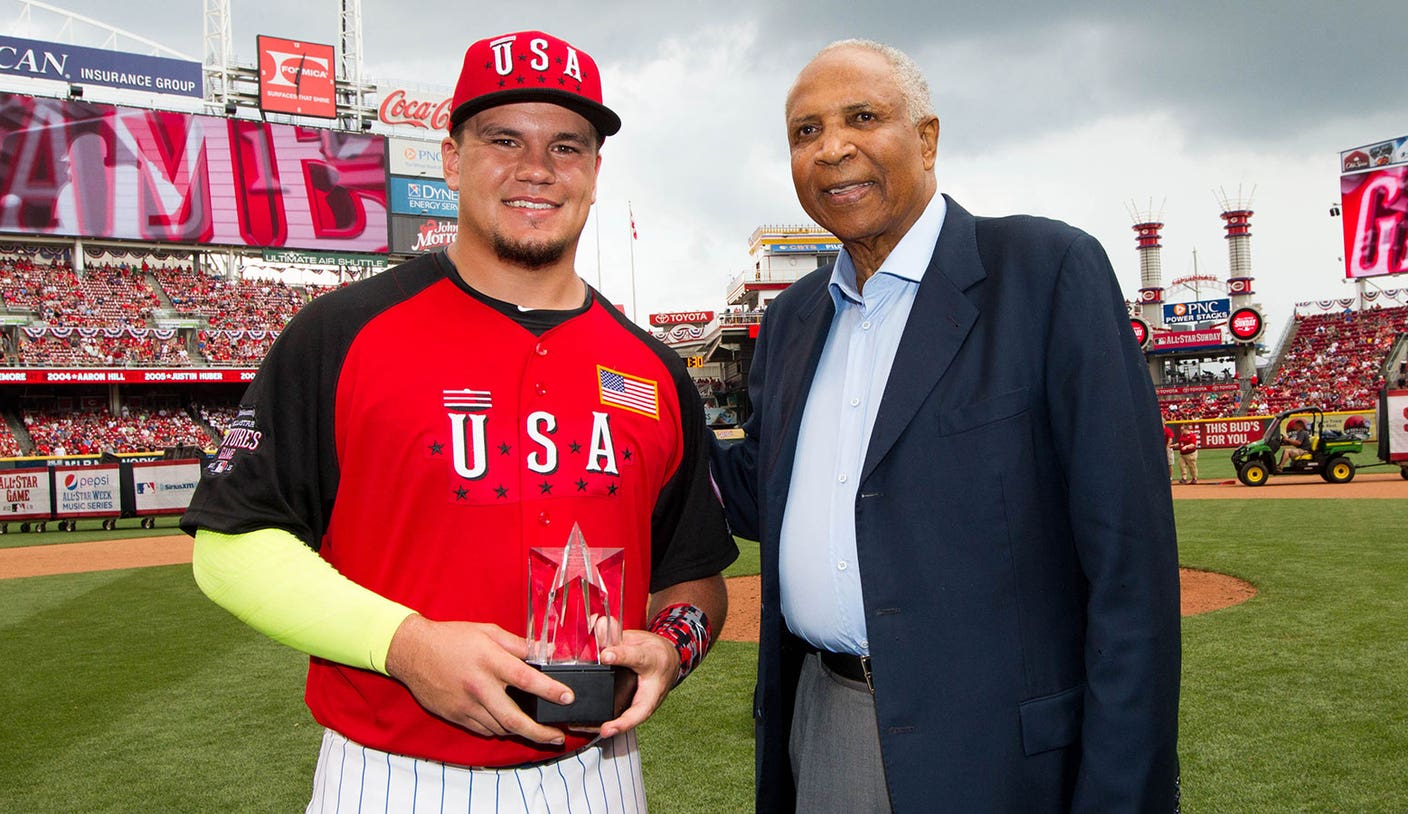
[449,30,621,138]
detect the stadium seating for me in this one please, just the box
[16,330,189,367]
[1159,386,1245,422]
[3,239,1401,456]
[1245,305,1407,415]
[197,330,277,366]
[0,423,22,458]
[22,406,214,456]
[153,267,317,331]
[1,256,160,327]
[194,402,241,438]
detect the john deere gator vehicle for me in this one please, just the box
[1230,407,1366,486]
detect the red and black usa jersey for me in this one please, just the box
[182,252,736,768]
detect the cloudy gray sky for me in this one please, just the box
[6,0,1404,332]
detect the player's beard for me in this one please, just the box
[492,231,572,270]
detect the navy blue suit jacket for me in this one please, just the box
[712,197,1181,813]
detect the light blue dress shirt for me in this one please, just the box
[778,191,948,656]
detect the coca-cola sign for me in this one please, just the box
[379,88,454,130]
[649,311,715,326]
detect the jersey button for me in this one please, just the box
[535,383,548,396]
[535,343,548,356]
[538,512,551,526]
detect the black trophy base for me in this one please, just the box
[508,663,635,726]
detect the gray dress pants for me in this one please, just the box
[789,651,893,813]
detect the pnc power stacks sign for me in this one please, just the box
[1340,134,1408,280]
[258,36,336,118]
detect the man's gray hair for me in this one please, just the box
[814,39,935,124]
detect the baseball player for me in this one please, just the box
[182,29,736,813]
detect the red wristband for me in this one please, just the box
[647,602,713,684]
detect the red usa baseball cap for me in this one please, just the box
[448,30,621,138]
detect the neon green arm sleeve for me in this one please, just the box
[192,528,415,675]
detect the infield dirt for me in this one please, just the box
[3,472,1402,634]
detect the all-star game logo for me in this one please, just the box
[207,407,262,476]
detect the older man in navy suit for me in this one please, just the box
[711,39,1181,813]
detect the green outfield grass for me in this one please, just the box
[1,508,1404,812]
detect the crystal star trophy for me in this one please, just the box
[509,523,634,725]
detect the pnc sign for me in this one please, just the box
[1163,297,1230,325]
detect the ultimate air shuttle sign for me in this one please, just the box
[0,34,201,98]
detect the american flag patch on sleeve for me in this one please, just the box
[598,366,659,419]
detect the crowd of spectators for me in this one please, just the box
[154,267,323,332]
[1244,306,1407,415]
[194,402,241,438]
[2,256,161,327]
[23,406,215,456]
[0,423,22,457]
[15,332,189,367]
[197,330,279,366]
[1158,387,1245,422]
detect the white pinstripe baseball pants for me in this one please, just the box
[306,728,647,813]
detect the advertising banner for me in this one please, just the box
[379,90,454,132]
[1155,382,1240,397]
[54,464,119,517]
[1340,136,1408,174]
[1340,164,1408,280]
[132,460,201,515]
[389,214,457,254]
[262,248,386,269]
[0,368,258,384]
[389,176,458,217]
[0,34,202,98]
[388,137,445,177]
[0,468,50,520]
[1169,418,1271,450]
[0,94,387,252]
[767,242,842,253]
[1228,306,1265,342]
[1162,298,1231,325]
[1150,329,1226,350]
[649,311,715,326]
[1385,389,1408,462]
[257,36,336,118]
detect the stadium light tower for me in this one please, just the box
[203,0,232,110]
[340,0,366,131]
[1127,199,1167,327]
[1216,186,1260,385]
[1216,186,1256,308]
[1127,199,1167,384]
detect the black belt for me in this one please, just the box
[814,648,874,694]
